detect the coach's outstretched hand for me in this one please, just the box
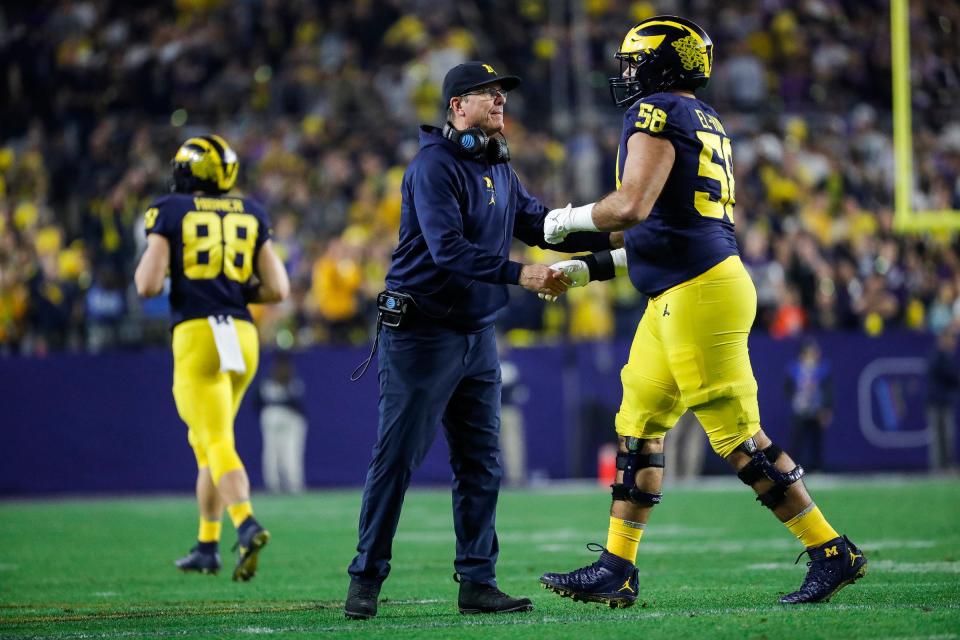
[520,264,571,298]
[538,259,589,302]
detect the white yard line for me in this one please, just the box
[536,538,940,555]
[38,602,960,639]
[748,559,960,573]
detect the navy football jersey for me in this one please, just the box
[618,92,739,296]
[144,193,272,326]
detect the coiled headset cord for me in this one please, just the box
[350,315,382,381]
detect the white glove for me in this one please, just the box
[544,203,573,245]
[544,202,598,244]
[539,259,590,302]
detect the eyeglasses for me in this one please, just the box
[462,87,507,100]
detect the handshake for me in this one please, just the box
[520,250,623,303]
[524,203,623,301]
[517,260,587,302]
[538,259,591,303]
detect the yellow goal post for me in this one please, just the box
[891,0,960,232]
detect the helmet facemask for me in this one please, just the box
[609,49,682,107]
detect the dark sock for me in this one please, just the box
[601,549,635,572]
[237,516,260,537]
[197,541,218,553]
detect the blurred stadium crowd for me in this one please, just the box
[1,0,958,355]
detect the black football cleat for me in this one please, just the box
[540,544,639,608]
[455,574,533,614]
[344,578,382,620]
[780,535,867,603]
[174,544,220,575]
[232,518,270,582]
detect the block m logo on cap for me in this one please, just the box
[482,64,496,74]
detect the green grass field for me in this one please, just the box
[2,477,959,639]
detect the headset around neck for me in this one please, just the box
[442,122,511,164]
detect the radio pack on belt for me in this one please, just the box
[377,290,414,328]
[352,290,416,382]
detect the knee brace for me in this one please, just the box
[735,438,804,509]
[611,438,665,505]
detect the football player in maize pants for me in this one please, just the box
[135,134,289,581]
[538,16,867,607]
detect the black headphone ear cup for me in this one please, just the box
[443,122,489,157]
[458,128,487,156]
[487,137,510,163]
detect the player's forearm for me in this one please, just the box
[252,242,291,303]
[552,192,646,238]
[591,190,649,231]
[134,272,164,297]
[250,273,290,304]
[134,257,165,297]
[135,235,170,297]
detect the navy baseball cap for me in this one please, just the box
[442,61,522,106]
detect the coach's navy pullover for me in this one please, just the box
[385,125,610,332]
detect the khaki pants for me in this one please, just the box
[261,406,307,493]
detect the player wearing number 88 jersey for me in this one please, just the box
[135,135,289,582]
[539,16,866,608]
[144,192,269,326]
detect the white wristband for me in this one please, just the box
[568,203,598,232]
[611,247,628,276]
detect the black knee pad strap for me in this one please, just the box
[736,444,784,486]
[616,451,665,474]
[611,483,662,505]
[763,443,783,465]
[612,449,664,506]
[756,464,805,508]
[734,438,805,509]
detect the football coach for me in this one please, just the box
[344,61,622,619]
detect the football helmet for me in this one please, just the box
[171,134,239,194]
[609,15,713,107]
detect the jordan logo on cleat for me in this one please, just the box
[618,579,635,594]
[849,550,862,566]
[663,304,670,317]
[824,546,839,558]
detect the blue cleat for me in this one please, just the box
[540,544,639,608]
[174,544,220,575]
[232,518,270,582]
[780,535,867,603]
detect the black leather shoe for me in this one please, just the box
[345,578,382,619]
[456,574,533,614]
